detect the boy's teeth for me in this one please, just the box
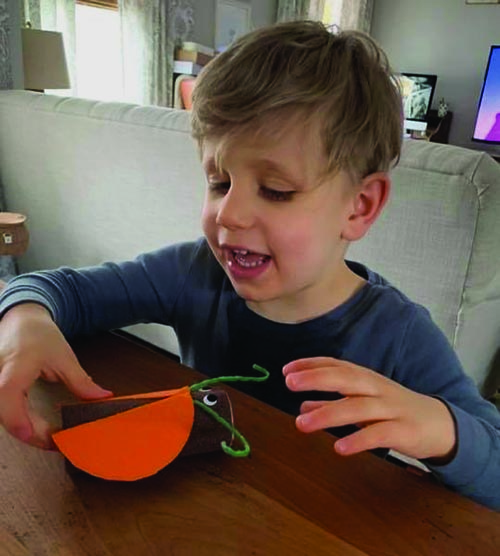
[232,249,268,268]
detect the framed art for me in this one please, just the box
[215,0,252,52]
[465,1,500,4]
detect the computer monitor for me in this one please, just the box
[472,45,500,144]
[396,73,438,135]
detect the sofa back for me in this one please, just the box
[1,91,499,395]
[349,140,500,396]
[0,91,205,354]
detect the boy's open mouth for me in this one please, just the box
[229,248,271,269]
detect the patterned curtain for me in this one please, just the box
[21,0,77,95]
[308,0,325,21]
[276,0,311,22]
[0,0,13,90]
[339,0,373,33]
[0,0,13,275]
[120,0,175,106]
[320,0,373,33]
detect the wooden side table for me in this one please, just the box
[0,212,29,282]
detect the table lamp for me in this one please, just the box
[0,213,29,284]
[21,24,70,92]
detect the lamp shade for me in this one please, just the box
[22,28,70,90]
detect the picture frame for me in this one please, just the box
[215,0,252,53]
[465,0,500,4]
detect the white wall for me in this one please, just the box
[371,0,500,154]
[192,0,277,48]
[251,0,278,29]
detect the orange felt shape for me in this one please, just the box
[89,387,186,403]
[52,387,195,481]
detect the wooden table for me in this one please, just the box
[0,332,499,556]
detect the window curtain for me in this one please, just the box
[319,0,374,33]
[337,0,373,33]
[0,0,10,272]
[0,0,13,90]
[276,0,310,23]
[308,0,325,21]
[119,0,175,106]
[21,0,77,95]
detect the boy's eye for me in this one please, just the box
[207,182,294,202]
[260,186,295,202]
[208,181,231,195]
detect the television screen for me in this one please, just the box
[396,73,437,122]
[472,46,500,144]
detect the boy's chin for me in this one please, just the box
[228,281,272,305]
[230,283,259,302]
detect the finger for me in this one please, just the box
[0,388,34,443]
[0,362,38,443]
[50,356,113,400]
[296,397,391,433]
[28,406,57,451]
[283,357,343,376]
[300,400,327,414]
[0,364,57,449]
[286,367,381,397]
[334,421,400,456]
[40,369,59,383]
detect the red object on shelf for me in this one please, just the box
[180,78,195,110]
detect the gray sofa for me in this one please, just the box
[0,91,499,397]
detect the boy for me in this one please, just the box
[0,21,498,509]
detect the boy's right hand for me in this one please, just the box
[0,303,113,450]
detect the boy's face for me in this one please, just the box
[201,119,361,323]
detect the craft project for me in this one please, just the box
[52,364,269,481]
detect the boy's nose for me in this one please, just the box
[215,187,255,230]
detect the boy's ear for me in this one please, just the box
[341,172,391,242]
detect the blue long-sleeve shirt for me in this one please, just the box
[1,238,499,509]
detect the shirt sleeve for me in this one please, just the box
[396,306,500,510]
[0,239,204,338]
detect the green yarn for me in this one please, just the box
[190,363,270,393]
[190,364,269,458]
[193,399,250,457]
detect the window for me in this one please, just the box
[77,1,118,9]
[321,0,343,28]
[313,1,373,34]
[75,1,123,101]
[309,0,342,28]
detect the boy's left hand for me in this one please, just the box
[283,357,456,462]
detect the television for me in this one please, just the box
[396,73,438,134]
[472,46,500,144]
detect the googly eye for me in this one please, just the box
[203,393,218,407]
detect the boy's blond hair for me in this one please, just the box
[191,20,402,180]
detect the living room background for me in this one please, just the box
[371,0,500,154]
[1,0,499,153]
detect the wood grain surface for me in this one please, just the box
[0,332,499,556]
